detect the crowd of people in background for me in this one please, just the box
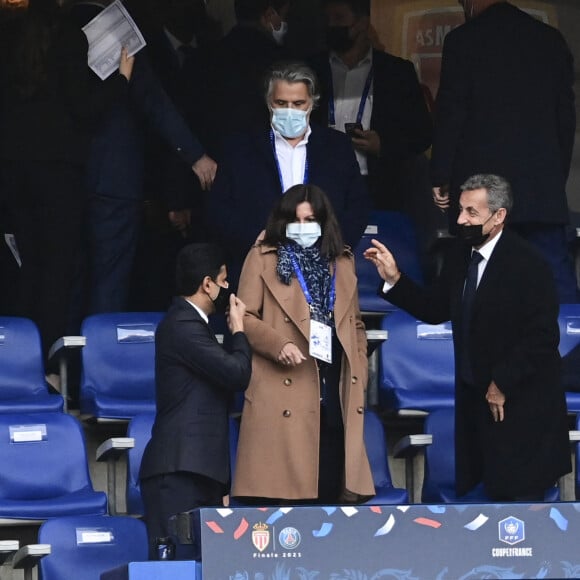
[0,0,438,368]
[0,0,577,359]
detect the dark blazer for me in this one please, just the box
[382,229,570,497]
[311,50,433,210]
[206,123,371,276]
[70,3,206,202]
[430,1,576,226]
[140,297,252,485]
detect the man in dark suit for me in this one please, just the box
[70,0,218,315]
[140,243,252,558]
[365,174,571,501]
[311,0,432,211]
[431,0,577,302]
[207,61,371,284]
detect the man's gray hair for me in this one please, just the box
[460,174,514,214]
[265,62,321,109]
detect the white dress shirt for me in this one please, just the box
[272,126,312,193]
[329,48,373,175]
[185,298,208,324]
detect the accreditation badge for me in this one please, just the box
[309,319,332,364]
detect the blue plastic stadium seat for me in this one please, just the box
[126,413,156,516]
[379,310,455,414]
[422,408,559,503]
[353,211,424,314]
[80,312,163,421]
[0,412,107,521]
[362,410,409,505]
[0,317,63,413]
[38,514,148,580]
[557,304,580,414]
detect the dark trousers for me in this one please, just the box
[140,471,224,560]
[1,159,84,363]
[87,195,141,314]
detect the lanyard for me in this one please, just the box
[270,129,309,193]
[328,66,373,128]
[287,246,336,316]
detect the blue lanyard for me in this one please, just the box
[270,129,309,193]
[287,246,336,316]
[328,67,373,128]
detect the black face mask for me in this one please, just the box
[326,25,355,52]
[211,283,233,314]
[456,224,490,247]
[457,212,495,247]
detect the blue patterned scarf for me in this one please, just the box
[277,243,334,326]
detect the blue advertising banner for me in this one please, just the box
[197,503,580,579]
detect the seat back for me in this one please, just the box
[379,310,455,413]
[0,316,63,412]
[363,410,408,504]
[38,515,148,580]
[557,304,580,413]
[422,408,559,503]
[126,413,156,516]
[0,412,107,519]
[353,211,424,314]
[80,312,163,419]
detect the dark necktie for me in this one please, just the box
[459,250,483,384]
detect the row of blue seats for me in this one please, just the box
[3,301,580,423]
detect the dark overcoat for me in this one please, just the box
[384,230,571,497]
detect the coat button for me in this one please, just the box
[357,406,364,414]
[284,316,290,322]
[283,410,291,417]
[283,378,292,386]
[351,376,358,384]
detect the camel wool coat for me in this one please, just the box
[232,244,375,500]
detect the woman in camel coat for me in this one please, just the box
[232,184,375,503]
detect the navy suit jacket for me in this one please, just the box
[140,297,252,485]
[431,1,575,226]
[206,124,371,275]
[311,50,433,210]
[383,229,570,497]
[70,3,206,202]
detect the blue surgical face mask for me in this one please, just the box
[286,221,321,248]
[271,108,309,139]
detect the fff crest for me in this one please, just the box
[252,522,270,552]
[499,516,525,545]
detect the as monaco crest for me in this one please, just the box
[252,522,270,552]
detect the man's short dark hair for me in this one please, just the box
[175,243,226,296]
[234,0,288,21]
[322,0,370,17]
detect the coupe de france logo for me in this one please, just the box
[499,516,525,545]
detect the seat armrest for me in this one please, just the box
[47,335,87,413]
[365,329,388,407]
[0,540,19,565]
[96,437,135,462]
[393,434,432,459]
[11,544,51,580]
[47,335,86,360]
[393,434,432,504]
[96,437,134,516]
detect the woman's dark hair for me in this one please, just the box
[175,243,227,296]
[262,184,344,259]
